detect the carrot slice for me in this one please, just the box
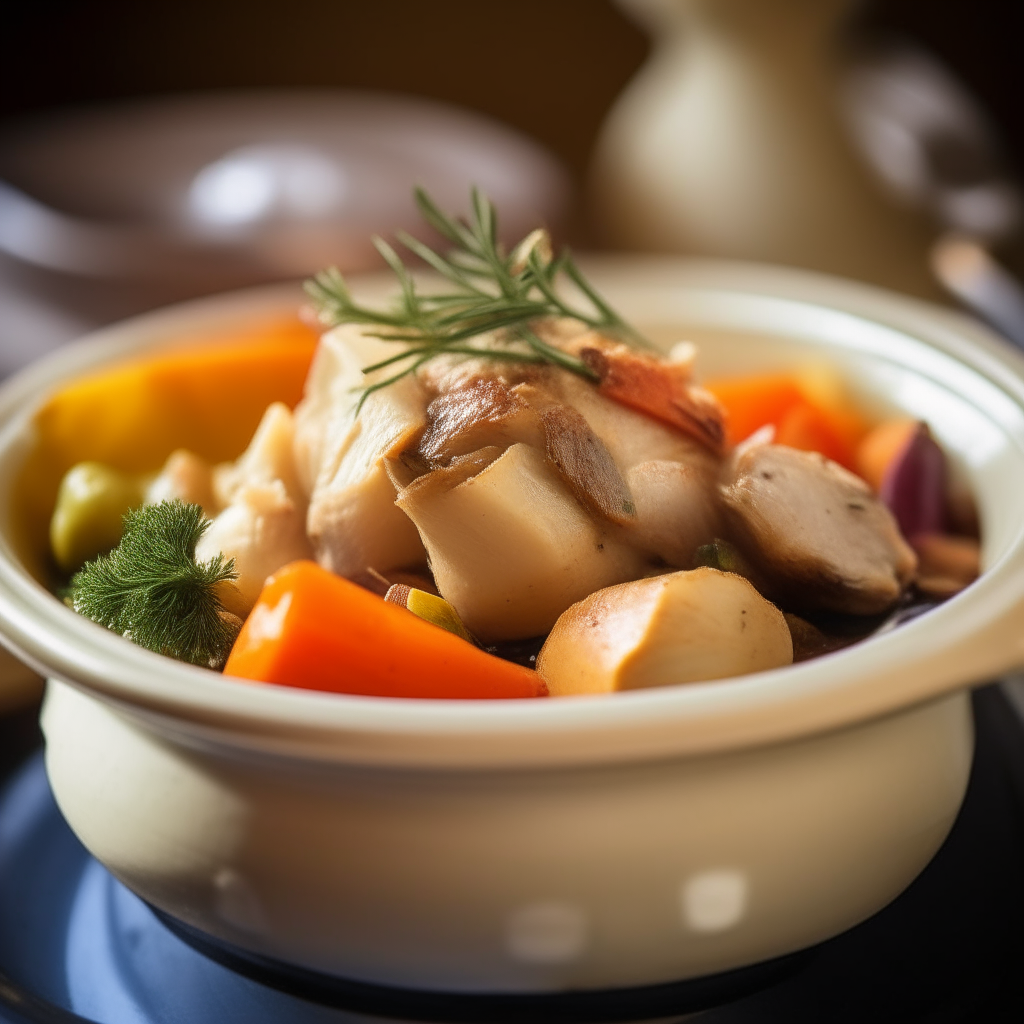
[225,561,548,700]
[706,375,804,448]
[580,345,725,453]
[706,371,867,470]
[774,401,854,468]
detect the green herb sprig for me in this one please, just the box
[69,501,240,669]
[305,188,646,411]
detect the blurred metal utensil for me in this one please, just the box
[843,41,1024,347]
[931,234,1024,351]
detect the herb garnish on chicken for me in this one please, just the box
[304,188,647,412]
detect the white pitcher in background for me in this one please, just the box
[591,0,941,299]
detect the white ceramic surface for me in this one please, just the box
[592,0,940,298]
[0,260,1022,991]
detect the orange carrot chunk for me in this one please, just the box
[774,401,855,468]
[225,561,547,700]
[706,374,804,447]
[706,371,867,470]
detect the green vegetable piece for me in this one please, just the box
[69,500,240,669]
[385,584,475,643]
[694,538,753,576]
[50,462,148,573]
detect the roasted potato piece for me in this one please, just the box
[537,568,792,695]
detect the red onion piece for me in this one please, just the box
[878,423,946,538]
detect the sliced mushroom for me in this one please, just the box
[396,442,644,642]
[536,568,793,696]
[720,443,917,615]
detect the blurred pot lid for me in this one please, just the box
[0,90,571,283]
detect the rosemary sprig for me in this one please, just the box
[305,188,646,410]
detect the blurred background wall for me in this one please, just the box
[2,0,1021,209]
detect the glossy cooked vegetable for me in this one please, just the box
[706,369,867,469]
[536,568,793,695]
[20,320,317,582]
[384,584,475,642]
[50,462,149,573]
[225,560,547,699]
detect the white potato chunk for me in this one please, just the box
[537,568,793,696]
[396,443,644,642]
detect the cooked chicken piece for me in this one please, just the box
[195,404,313,616]
[294,325,430,579]
[544,371,720,475]
[298,318,725,598]
[293,324,394,497]
[625,459,721,567]
[720,443,917,615]
[540,404,636,526]
[214,402,305,507]
[305,375,429,578]
[145,450,218,515]
[415,378,545,467]
[411,346,722,568]
[396,442,645,642]
[565,332,725,454]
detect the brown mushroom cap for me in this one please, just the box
[719,444,917,615]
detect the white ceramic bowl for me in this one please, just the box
[1,259,1023,996]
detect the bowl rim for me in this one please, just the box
[3,258,1024,771]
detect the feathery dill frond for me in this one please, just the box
[70,500,239,669]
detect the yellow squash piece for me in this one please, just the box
[15,319,317,581]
